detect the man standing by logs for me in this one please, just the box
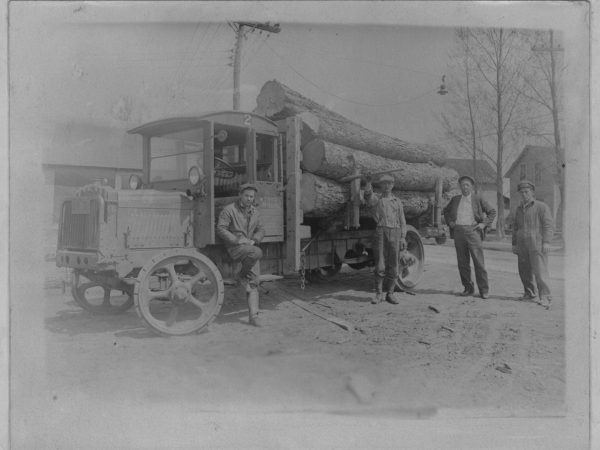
[364,174,407,305]
[443,175,496,299]
[511,180,554,310]
[216,183,265,326]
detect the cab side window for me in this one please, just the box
[256,134,277,182]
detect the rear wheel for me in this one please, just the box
[134,249,224,336]
[396,225,425,289]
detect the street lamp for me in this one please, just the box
[437,75,448,95]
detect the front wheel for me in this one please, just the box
[396,225,425,289]
[134,249,224,336]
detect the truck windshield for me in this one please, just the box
[149,128,205,182]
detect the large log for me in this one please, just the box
[300,172,441,218]
[302,139,458,192]
[255,80,447,165]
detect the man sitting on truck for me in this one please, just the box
[364,174,407,305]
[216,183,265,326]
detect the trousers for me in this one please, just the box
[453,225,489,294]
[372,227,402,293]
[227,244,263,283]
[517,242,551,297]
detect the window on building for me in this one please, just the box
[519,164,527,180]
[535,162,542,184]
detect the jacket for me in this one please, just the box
[512,199,554,250]
[216,200,265,247]
[363,190,407,236]
[443,193,497,239]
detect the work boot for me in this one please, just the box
[518,292,537,301]
[247,288,262,326]
[539,296,552,310]
[372,278,384,304]
[372,292,384,304]
[385,292,400,305]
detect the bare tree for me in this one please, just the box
[440,28,536,239]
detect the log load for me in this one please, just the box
[300,172,453,218]
[255,80,447,165]
[302,139,458,192]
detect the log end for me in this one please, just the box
[254,80,286,117]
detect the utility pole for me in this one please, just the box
[532,29,564,232]
[232,22,280,110]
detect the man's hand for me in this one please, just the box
[542,242,549,253]
[399,237,407,251]
[238,237,253,245]
[475,223,486,231]
[512,245,518,255]
[449,221,456,228]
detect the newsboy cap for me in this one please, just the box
[517,180,535,191]
[239,183,259,193]
[378,174,395,184]
[458,175,475,186]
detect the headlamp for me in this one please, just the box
[188,166,203,185]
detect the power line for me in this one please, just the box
[264,40,436,108]
[271,33,441,78]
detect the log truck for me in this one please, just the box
[56,111,445,335]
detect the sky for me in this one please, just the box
[9,3,459,169]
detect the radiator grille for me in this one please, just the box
[58,198,101,250]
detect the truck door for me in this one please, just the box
[250,129,284,242]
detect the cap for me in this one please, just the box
[517,180,535,191]
[239,183,259,194]
[378,174,395,184]
[458,175,475,186]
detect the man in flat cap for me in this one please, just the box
[443,175,496,298]
[512,180,554,309]
[364,174,407,305]
[216,183,265,326]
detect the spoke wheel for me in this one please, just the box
[134,249,224,336]
[396,225,425,289]
[71,271,133,315]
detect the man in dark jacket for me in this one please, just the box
[511,180,554,309]
[443,175,497,298]
[216,183,265,326]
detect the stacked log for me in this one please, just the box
[255,80,447,165]
[301,172,455,219]
[254,80,460,223]
[302,139,458,192]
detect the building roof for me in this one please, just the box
[445,158,497,184]
[505,145,557,178]
[43,121,142,169]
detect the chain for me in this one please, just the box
[299,252,306,291]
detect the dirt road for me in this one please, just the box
[12,243,566,448]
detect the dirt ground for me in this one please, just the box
[12,242,566,448]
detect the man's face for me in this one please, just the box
[240,189,256,207]
[460,180,473,196]
[381,181,394,194]
[519,187,534,203]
